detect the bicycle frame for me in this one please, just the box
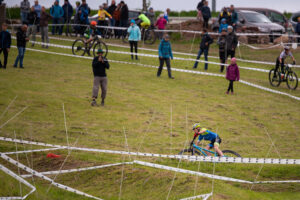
[192,144,218,157]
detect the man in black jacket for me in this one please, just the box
[201,1,211,29]
[0,23,11,69]
[193,29,213,70]
[226,26,238,59]
[107,0,116,26]
[91,49,110,106]
[120,1,128,37]
[14,25,29,68]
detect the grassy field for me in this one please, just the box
[0,35,300,199]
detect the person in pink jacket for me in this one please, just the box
[226,57,240,94]
[155,14,167,39]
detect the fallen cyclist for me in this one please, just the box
[192,123,224,157]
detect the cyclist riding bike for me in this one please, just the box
[275,46,296,77]
[192,123,224,157]
[84,21,101,45]
[136,12,151,29]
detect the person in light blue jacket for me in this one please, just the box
[50,0,64,35]
[157,34,174,79]
[127,19,141,60]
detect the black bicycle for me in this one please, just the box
[269,64,298,90]
[179,139,241,157]
[72,35,108,57]
[122,26,157,45]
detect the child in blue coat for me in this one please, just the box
[127,19,141,60]
[157,34,174,79]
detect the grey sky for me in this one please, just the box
[5,0,300,13]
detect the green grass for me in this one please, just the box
[0,35,300,199]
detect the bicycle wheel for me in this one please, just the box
[269,69,281,87]
[72,39,86,56]
[286,71,298,90]
[93,41,108,58]
[222,150,241,157]
[143,29,156,45]
[122,33,129,44]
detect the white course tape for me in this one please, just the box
[0,164,36,200]
[21,162,133,178]
[133,160,252,183]
[180,192,212,200]
[3,147,67,155]
[0,154,103,200]
[1,137,300,165]
[13,46,300,102]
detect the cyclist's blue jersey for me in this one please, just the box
[198,128,218,142]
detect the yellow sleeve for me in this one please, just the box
[105,10,112,18]
[98,10,101,20]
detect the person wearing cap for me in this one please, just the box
[91,49,110,107]
[226,57,239,95]
[226,26,238,60]
[193,28,213,70]
[127,19,141,60]
[50,0,64,35]
[155,14,167,40]
[219,18,228,33]
[157,34,174,79]
[217,28,228,72]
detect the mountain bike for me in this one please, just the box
[122,25,157,45]
[269,64,298,90]
[72,35,108,58]
[179,139,241,157]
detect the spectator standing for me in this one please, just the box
[78,0,91,35]
[201,1,211,29]
[147,7,155,26]
[14,25,29,69]
[219,18,228,33]
[196,0,205,21]
[74,1,81,35]
[40,6,52,48]
[20,0,30,24]
[27,6,38,47]
[230,5,238,30]
[127,19,141,60]
[219,7,231,25]
[107,0,117,27]
[164,8,170,23]
[0,23,11,69]
[218,28,227,72]
[97,5,112,35]
[296,17,300,43]
[120,1,129,37]
[91,49,110,107]
[226,26,238,59]
[34,0,42,32]
[157,34,174,79]
[226,57,239,94]
[62,0,74,36]
[50,0,64,35]
[155,14,167,40]
[193,29,213,70]
[113,4,121,38]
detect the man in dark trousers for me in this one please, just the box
[193,29,213,70]
[62,0,74,36]
[0,23,11,69]
[201,1,211,29]
[157,34,174,79]
[120,1,129,37]
[226,26,238,59]
[91,49,110,107]
[14,25,29,69]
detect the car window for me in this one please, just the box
[270,12,284,23]
[243,12,271,23]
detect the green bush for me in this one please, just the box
[6,7,20,19]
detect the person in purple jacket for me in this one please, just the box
[226,57,239,94]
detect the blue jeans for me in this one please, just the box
[193,48,208,70]
[52,18,63,35]
[14,47,26,67]
[21,12,28,23]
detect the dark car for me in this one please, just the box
[290,12,300,31]
[236,8,289,29]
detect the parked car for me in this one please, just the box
[235,8,289,29]
[290,12,300,31]
[212,10,285,41]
